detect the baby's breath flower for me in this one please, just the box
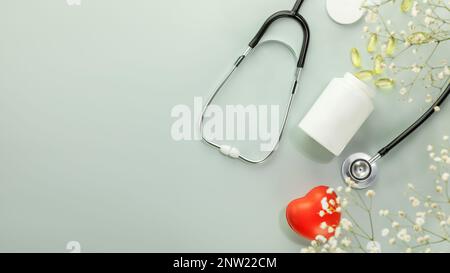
[334,227,342,238]
[301,248,309,253]
[411,64,422,73]
[437,211,446,221]
[416,217,425,226]
[328,226,335,234]
[389,238,396,245]
[379,209,390,217]
[382,228,390,237]
[315,235,327,243]
[392,221,400,229]
[409,197,421,207]
[411,1,420,17]
[366,241,382,253]
[328,237,338,249]
[366,190,376,198]
[365,10,378,23]
[319,210,326,217]
[436,185,444,193]
[416,212,426,218]
[397,229,412,242]
[417,235,431,244]
[341,237,352,248]
[345,177,354,186]
[334,247,345,253]
[340,218,353,231]
[413,224,422,232]
[445,67,450,76]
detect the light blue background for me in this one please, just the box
[0,0,448,252]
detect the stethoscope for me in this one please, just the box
[199,0,310,164]
[342,83,450,189]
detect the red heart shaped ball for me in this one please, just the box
[286,186,341,241]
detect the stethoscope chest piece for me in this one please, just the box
[341,153,378,189]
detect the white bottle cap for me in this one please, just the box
[326,0,366,25]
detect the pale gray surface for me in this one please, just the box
[0,0,448,252]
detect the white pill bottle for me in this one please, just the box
[299,73,375,156]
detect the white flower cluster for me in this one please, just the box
[358,0,449,104]
[376,136,450,253]
[302,183,382,253]
[301,136,450,253]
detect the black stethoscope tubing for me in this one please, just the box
[378,83,450,158]
[248,0,310,69]
[199,0,310,163]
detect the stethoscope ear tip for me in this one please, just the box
[341,152,378,189]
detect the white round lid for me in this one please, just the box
[326,0,366,25]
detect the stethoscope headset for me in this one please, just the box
[200,0,310,164]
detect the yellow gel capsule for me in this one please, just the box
[407,32,431,45]
[354,70,374,81]
[367,34,378,53]
[375,78,395,89]
[401,0,413,13]
[374,55,384,75]
[351,48,362,68]
[386,36,396,56]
